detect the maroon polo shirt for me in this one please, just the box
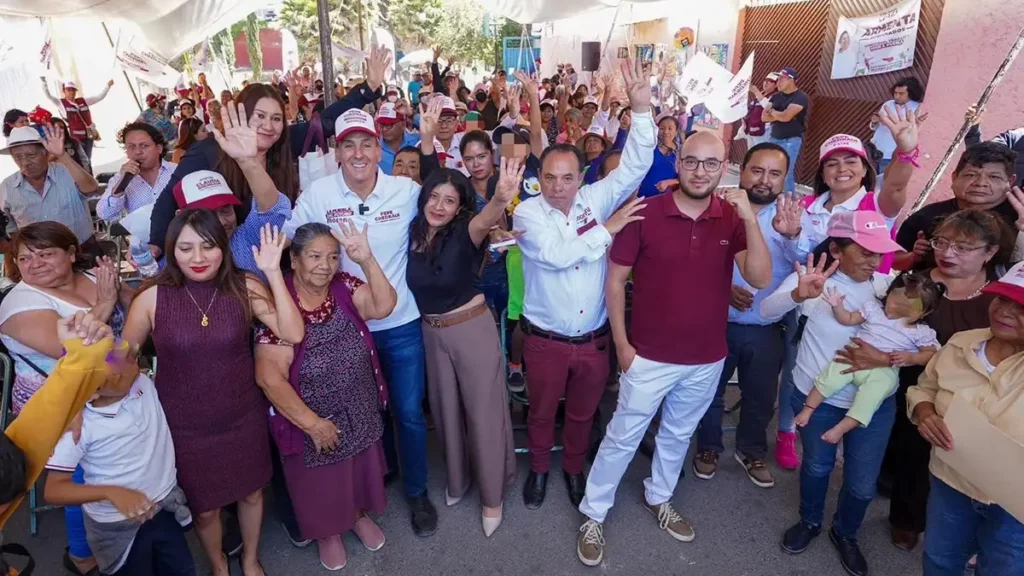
[609,193,747,366]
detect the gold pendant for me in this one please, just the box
[201,314,209,327]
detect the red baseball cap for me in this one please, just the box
[826,211,903,255]
[173,171,242,211]
[982,261,1024,306]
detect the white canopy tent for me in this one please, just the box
[470,0,669,25]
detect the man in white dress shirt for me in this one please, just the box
[97,122,176,222]
[282,107,441,537]
[513,58,655,511]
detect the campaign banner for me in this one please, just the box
[674,51,732,114]
[831,0,921,80]
[114,34,180,88]
[705,51,754,124]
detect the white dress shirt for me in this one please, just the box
[513,110,656,336]
[283,169,421,331]
[760,270,892,408]
[97,160,177,222]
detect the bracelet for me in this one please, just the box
[803,403,816,410]
[896,145,921,168]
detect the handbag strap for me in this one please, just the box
[0,543,35,575]
[301,113,326,156]
[13,354,49,379]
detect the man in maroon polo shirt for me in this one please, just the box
[575,131,773,566]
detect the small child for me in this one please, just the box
[44,339,195,576]
[795,273,944,444]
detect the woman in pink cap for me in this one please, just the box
[761,210,912,576]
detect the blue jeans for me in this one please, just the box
[696,321,785,460]
[112,510,196,576]
[372,319,429,499]
[769,136,804,193]
[791,389,895,537]
[877,157,891,189]
[777,310,799,433]
[923,474,1024,575]
[66,466,91,559]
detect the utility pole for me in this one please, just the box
[357,0,366,51]
[316,0,335,105]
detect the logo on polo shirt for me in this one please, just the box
[576,207,593,226]
[375,209,400,223]
[326,207,355,223]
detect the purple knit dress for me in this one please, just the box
[152,280,272,513]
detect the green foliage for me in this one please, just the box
[246,13,263,80]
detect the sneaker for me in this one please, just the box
[283,521,312,548]
[353,516,386,551]
[775,430,800,470]
[576,519,605,567]
[507,370,526,393]
[692,450,719,480]
[317,534,347,571]
[735,452,775,488]
[781,520,821,555]
[644,501,695,542]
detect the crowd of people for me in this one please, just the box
[0,43,1021,576]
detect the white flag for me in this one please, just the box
[39,20,53,71]
[705,51,755,124]
[115,35,180,88]
[674,52,732,114]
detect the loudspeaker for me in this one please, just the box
[581,42,601,72]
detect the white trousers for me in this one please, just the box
[579,354,725,524]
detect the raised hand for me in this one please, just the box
[42,123,66,158]
[724,188,756,222]
[332,219,373,264]
[1006,186,1024,232]
[419,98,443,141]
[94,256,119,306]
[252,224,286,273]
[880,104,920,153]
[772,193,804,237]
[513,70,539,102]
[620,57,652,114]
[432,46,442,62]
[794,253,840,302]
[212,102,258,161]
[494,157,526,203]
[506,84,523,116]
[366,44,393,93]
[964,104,984,127]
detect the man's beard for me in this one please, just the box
[744,184,779,206]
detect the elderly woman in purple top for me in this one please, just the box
[254,221,397,571]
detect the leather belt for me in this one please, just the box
[521,316,609,345]
[422,302,490,329]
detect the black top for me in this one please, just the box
[480,100,501,131]
[768,90,810,140]
[895,198,1020,271]
[407,219,483,315]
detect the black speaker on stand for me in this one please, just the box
[581,42,601,72]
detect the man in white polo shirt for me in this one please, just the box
[283,107,441,537]
[513,57,655,512]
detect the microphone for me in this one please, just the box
[113,172,135,196]
[358,203,369,215]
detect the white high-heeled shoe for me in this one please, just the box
[482,503,503,538]
[445,487,462,507]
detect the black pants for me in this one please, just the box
[885,378,932,533]
[112,510,194,576]
[81,138,94,161]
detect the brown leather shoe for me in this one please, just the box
[891,526,919,551]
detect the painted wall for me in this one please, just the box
[907,0,1024,209]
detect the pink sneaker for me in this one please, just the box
[353,516,386,551]
[318,534,347,571]
[775,431,800,470]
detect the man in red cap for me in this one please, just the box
[138,93,177,144]
[433,96,467,175]
[376,102,420,175]
[41,77,114,162]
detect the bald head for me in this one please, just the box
[676,130,726,200]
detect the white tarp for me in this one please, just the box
[114,34,181,89]
[472,0,667,25]
[831,0,921,80]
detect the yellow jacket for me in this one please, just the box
[0,337,114,528]
[907,328,1024,504]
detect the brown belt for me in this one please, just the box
[521,316,610,345]
[422,302,490,329]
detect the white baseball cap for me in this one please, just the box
[335,109,378,142]
[1,126,43,154]
[376,102,404,124]
[540,99,558,110]
[173,170,242,210]
[582,96,600,108]
[819,133,867,161]
[438,96,458,116]
[983,261,1024,306]
[63,81,78,90]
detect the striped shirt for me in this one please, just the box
[1,163,94,243]
[98,161,177,222]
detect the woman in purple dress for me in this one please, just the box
[254,221,397,570]
[123,209,304,576]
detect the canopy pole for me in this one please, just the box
[908,26,1024,213]
[316,0,335,106]
[101,23,142,112]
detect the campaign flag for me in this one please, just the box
[705,51,755,124]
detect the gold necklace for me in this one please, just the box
[184,286,219,327]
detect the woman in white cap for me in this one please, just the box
[41,77,114,161]
[908,260,1024,575]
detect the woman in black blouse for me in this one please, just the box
[406,158,523,538]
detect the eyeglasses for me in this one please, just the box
[679,157,723,172]
[438,117,457,127]
[929,238,989,255]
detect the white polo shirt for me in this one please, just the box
[794,186,898,261]
[283,169,420,331]
[513,110,656,336]
[46,375,179,524]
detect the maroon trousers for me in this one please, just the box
[523,331,610,474]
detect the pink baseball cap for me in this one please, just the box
[173,171,242,211]
[982,261,1024,306]
[375,103,404,125]
[820,134,867,161]
[826,211,904,255]
[582,95,600,108]
[335,109,378,142]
